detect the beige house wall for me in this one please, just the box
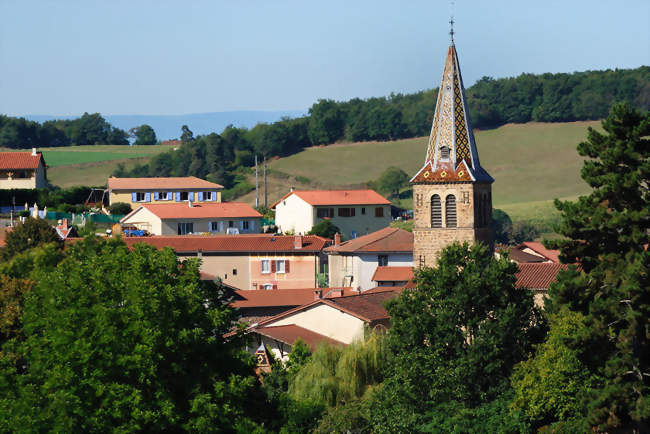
[413,182,493,267]
[120,207,162,234]
[109,188,222,207]
[314,205,391,239]
[270,304,366,344]
[191,254,250,290]
[274,194,314,235]
[159,217,261,236]
[0,162,46,190]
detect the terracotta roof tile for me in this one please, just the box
[518,242,560,263]
[108,176,223,190]
[362,285,407,295]
[232,287,355,308]
[0,152,44,169]
[127,202,262,220]
[515,263,567,289]
[254,324,345,350]
[508,248,548,263]
[326,227,413,253]
[113,234,330,253]
[326,291,396,322]
[272,189,390,208]
[372,266,414,282]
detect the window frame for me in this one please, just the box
[261,259,271,274]
[135,192,146,202]
[378,255,388,266]
[177,222,194,235]
[276,259,286,274]
[179,191,189,201]
[374,207,384,217]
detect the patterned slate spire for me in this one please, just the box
[412,43,493,184]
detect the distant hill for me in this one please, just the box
[25,110,306,141]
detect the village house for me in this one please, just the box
[106,176,224,207]
[0,149,47,189]
[240,290,397,361]
[120,202,262,235]
[120,234,330,290]
[272,189,391,239]
[326,227,413,291]
[371,266,414,287]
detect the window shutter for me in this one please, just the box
[330,208,334,217]
[285,260,290,273]
[272,284,278,290]
[153,192,159,200]
[175,192,181,202]
[131,192,137,201]
[198,192,203,201]
[218,221,224,232]
[167,192,173,200]
[260,261,264,273]
[431,195,442,228]
[144,192,151,202]
[239,220,244,230]
[249,220,255,232]
[351,207,355,216]
[189,192,195,201]
[271,260,276,273]
[445,195,457,228]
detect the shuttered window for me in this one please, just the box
[431,194,442,228]
[446,194,457,228]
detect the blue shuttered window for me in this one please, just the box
[144,192,151,202]
[198,192,204,201]
[175,192,181,202]
[131,192,137,202]
[153,192,159,200]
[189,192,194,201]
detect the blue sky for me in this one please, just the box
[1,0,648,116]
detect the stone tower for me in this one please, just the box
[411,41,494,267]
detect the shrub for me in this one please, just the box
[109,202,132,215]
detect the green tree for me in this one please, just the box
[108,202,132,215]
[180,124,194,143]
[369,242,542,431]
[132,124,157,146]
[307,220,340,239]
[540,103,650,430]
[0,237,264,432]
[376,166,409,198]
[1,218,63,260]
[308,99,345,145]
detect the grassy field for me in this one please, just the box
[267,121,599,208]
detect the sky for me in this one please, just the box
[1,0,648,116]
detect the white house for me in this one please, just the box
[326,227,413,291]
[120,202,262,235]
[272,189,391,239]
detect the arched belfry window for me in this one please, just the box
[440,146,450,161]
[431,194,442,228]
[446,194,457,228]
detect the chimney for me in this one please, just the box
[313,289,322,300]
[290,186,295,192]
[31,148,37,156]
[328,288,344,298]
[294,235,302,249]
[334,233,341,246]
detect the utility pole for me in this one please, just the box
[263,156,268,208]
[255,154,259,208]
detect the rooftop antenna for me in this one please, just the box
[449,1,455,45]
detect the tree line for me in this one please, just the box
[0,104,647,431]
[0,112,159,148]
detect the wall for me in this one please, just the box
[109,188,222,206]
[328,253,355,288]
[159,217,261,235]
[413,182,493,267]
[121,207,162,234]
[313,205,391,239]
[0,169,38,189]
[271,303,366,344]
[274,194,314,235]
[249,253,318,289]
[191,254,250,290]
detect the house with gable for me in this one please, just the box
[272,189,391,239]
[0,149,47,189]
[106,176,224,207]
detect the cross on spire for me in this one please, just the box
[449,17,455,44]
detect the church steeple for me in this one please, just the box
[411,40,494,267]
[411,43,493,184]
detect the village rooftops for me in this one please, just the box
[516,241,561,263]
[515,262,569,290]
[272,189,391,208]
[121,202,262,221]
[232,287,356,309]
[114,234,331,253]
[0,151,45,169]
[326,227,413,253]
[254,325,346,350]
[107,176,224,190]
[372,266,414,282]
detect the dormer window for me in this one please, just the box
[440,146,450,161]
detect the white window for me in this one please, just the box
[135,192,146,202]
[159,191,169,200]
[276,259,286,274]
[204,191,215,201]
[263,284,273,290]
[261,259,270,274]
[177,222,193,235]
[210,221,219,232]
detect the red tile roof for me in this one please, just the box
[363,285,408,295]
[272,189,390,208]
[232,287,355,308]
[254,324,345,350]
[123,202,262,220]
[108,176,223,190]
[326,227,413,253]
[518,242,560,263]
[0,152,44,169]
[372,266,414,282]
[116,234,330,253]
[515,263,567,289]
[508,248,548,263]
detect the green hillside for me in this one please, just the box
[239,120,601,222]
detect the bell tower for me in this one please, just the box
[411,38,494,267]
